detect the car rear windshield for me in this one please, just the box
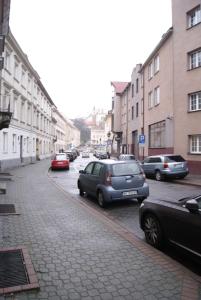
[112,162,141,176]
[165,155,185,163]
[55,154,66,161]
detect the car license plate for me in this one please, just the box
[123,191,137,196]
[175,163,183,168]
[57,162,63,165]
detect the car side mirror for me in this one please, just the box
[185,199,199,213]
[79,170,86,174]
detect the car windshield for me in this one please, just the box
[165,155,185,162]
[112,162,141,176]
[55,154,66,161]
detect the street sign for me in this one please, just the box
[139,134,145,146]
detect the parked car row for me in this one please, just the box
[51,148,80,170]
[77,153,201,262]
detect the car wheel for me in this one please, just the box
[97,191,106,208]
[143,214,163,249]
[78,183,84,196]
[137,197,146,204]
[155,170,163,181]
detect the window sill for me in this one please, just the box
[188,109,201,113]
[186,21,201,30]
[187,152,201,155]
[187,65,201,71]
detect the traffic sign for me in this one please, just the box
[139,134,145,144]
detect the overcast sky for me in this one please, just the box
[9,0,172,119]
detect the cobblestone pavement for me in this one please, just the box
[0,159,201,300]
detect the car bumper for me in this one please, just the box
[161,170,189,178]
[102,183,149,203]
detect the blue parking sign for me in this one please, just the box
[139,135,145,144]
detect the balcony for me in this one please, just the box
[0,106,12,130]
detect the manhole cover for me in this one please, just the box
[0,250,29,288]
[0,205,16,214]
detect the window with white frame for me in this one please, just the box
[27,74,32,93]
[21,67,26,87]
[154,55,160,73]
[27,137,29,153]
[189,49,201,69]
[149,121,166,148]
[12,134,17,152]
[33,138,35,152]
[148,91,154,109]
[3,132,8,153]
[4,49,11,72]
[148,62,154,79]
[189,91,201,111]
[2,88,10,110]
[14,58,20,81]
[154,86,160,105]
[190,135,201,153]
[20,100,25,122]
[187,5,201,28]
[13,94,18,119]
[27,104,31,125]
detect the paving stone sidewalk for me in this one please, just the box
[0,159,201,300]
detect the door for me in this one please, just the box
[81,162,94,195]
[90,162,104,196]
[132,130,138,158]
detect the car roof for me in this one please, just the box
[89,159,138,165]
[146,154,181,158]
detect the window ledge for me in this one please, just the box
[186,21,201,30]
[187,152,201,155]
[187,65,201,71]
[188,109,201,113]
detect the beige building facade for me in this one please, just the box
[111,0,201,173]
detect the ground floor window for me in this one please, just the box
[190,135,201,153]
[3,132,8,153]
[149,120,165,148]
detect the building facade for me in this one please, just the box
[111,0,201,173]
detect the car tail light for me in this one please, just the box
[163,163,169,168]
[140,171,146,180]
[105,172,112,186]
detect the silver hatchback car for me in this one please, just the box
[77,160,149,207]
[141,154,189,181]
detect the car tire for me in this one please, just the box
[143,214,163,249]
[137,197,146,204]
[78,183,84,197]
[155,170,163,181]
[97,191,106,208]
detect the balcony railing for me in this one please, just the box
[0,106,12,130]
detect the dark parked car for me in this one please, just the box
[141,154,189,181]
[98,152,108,159]
[139,195,201,260]
[64,151,74,162]
[77,160,149,207]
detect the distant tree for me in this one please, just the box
[72,118,90,144]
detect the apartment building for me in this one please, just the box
[172,0,201,173]
[0,31,55,171]
[111,0,201,173]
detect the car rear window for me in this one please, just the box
[55,154,66,161]
[165,155,185,163]
[112,162,141,176]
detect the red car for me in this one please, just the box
[51,153,70,170]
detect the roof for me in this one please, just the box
[140,27,173,71]
[111,81,130,95]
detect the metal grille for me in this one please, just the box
[0,250,29,288]
[0,204,15,214]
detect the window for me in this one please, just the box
[136,79,139,93]
[149,120,165,148]
[148,91,154,109]
[3,132,8,153]
[92,163,103,176]
[141,99,144,114]
[14,59,20,81]
[85,162,94,174]
[154,55,159,73]
[28,75,32,93]
[189,49,201,69]
[131,84,134,97]
[21,68,26,87]
[4,49,11,72]
[27,137,29,153]
[13,95,18,119]
[33,138,35,152]
[20,100,25,122]
[154,86,160,105]
[190,135,201,153]
[187,5,201,28]
[131,106,134,120]
[12,134,17,153]
[27,104,31,125]
[148,62,153,79]
[136,102,139,117]
[189,91,201,111]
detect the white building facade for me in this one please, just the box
[0,31,55,171]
